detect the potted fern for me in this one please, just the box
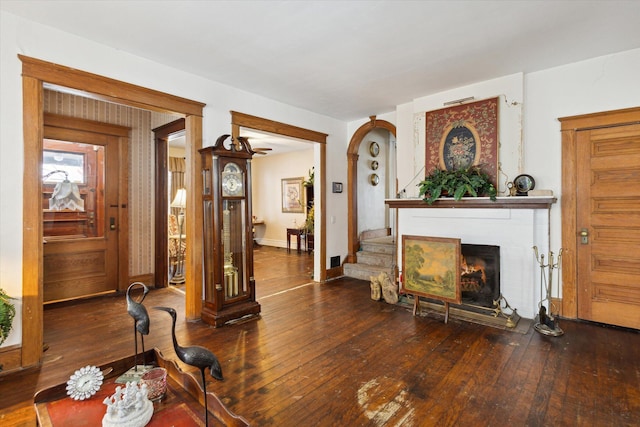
[0,288,16,346]
[418,166,497,205]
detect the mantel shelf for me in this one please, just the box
[385,196,557,210]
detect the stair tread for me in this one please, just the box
[343,236,396,280]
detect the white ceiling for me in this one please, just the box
[2,1,639,122]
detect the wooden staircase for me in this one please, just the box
[343,235,396,281]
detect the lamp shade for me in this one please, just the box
[170,188,187,209]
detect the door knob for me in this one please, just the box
[110,217,116,230]
[580,228,588,244]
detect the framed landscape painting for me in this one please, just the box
[425,97,499,186]
[402,235,461,305]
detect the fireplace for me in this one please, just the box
[460,244,500,311]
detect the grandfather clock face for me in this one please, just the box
[221,162,244,197]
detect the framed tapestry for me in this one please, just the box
[425,97,499,186]
[281,177,304,213]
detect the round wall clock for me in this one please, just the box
[370,174,380,186]
[370,160,379,170]
[514,174,535,196]
[369,141,380,157]
[66,365,103,400]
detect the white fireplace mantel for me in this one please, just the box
[386,196,557,319]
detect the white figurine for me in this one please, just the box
[102,381,153,427]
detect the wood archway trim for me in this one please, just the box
[230,111,328,282]
[19,55,204,369]
[559,106,640,320]
[346,117,396,264]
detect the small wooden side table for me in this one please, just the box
[286,228,302,253]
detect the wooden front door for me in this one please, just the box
[43,118,123,303]
[576,122,640,329]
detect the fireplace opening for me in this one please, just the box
[459,244,500,310]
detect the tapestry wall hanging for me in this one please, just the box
[425,97,499,186]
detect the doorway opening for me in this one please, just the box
[346,117,397,265]
[153,119,186,289]
[20,55,204,368]
[230,111,328,283]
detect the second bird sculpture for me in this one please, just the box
[126,282,150,371]
[154,306,223,425]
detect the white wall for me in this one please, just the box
[395,73,525,198]
[524,48,640,253]
[357,128,391,235]
[0,11,348,348]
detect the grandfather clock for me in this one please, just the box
[200,134,260,327]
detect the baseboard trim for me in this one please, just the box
[0,345,22,375]
[129,274,154,288]
[326,266,343,281]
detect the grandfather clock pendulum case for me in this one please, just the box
[199,134,261,327]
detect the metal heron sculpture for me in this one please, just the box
[126,282,150,371]
[154,306,223,425]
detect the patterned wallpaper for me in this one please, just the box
[43,89,181,277]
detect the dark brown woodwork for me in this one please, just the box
[0,248,638,426]
[19,55,204,369]
[200,140,260,327]
[386,196,557,209]
[153,118,186,289]
[347,117,397,264]
[559,107,640,321]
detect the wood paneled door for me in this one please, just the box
[561,107,640,330]
[42,114,129,303]
[576,122,640,329]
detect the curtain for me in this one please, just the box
[169,156,186,216]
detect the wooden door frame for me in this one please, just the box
[19,55,205,368]
[153,118,186,289]
[229,111,328,282]
[346,117,396,264]
[559,107,640,319]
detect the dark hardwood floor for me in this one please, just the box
[1,246,639,426]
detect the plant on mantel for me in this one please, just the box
[0,288,16,347]
[418,166,497,205]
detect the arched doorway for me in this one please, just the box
[346,116,396,264]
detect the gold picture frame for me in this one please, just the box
[281,177,304,213]
[402,235,461,321]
